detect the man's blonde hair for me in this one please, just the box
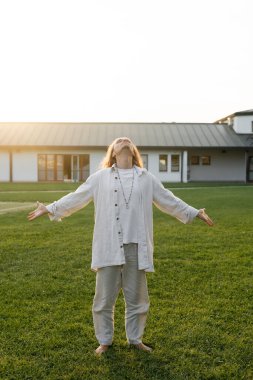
[99,137,143,168]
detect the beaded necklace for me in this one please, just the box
[116,165,134,209]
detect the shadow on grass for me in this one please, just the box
[97,343,172,380]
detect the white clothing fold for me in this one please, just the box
[46,164,199,272]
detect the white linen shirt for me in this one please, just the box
[46,164,199,272]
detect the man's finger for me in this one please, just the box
[199,209,214,226]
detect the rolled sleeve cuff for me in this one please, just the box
[187,206,199,223]
[46,203,62,222]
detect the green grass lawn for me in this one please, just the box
[0,183,253,379]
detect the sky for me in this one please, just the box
[0,0,252,123]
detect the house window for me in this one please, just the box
[141,154,148,169]
[201,156,211,165]
[171,154,180,172]
[191,156,199,165]
[159,155,168,172]
[251,121,253,133]
[38,154,46,180]
[38,154,89,181]
[63,154,90,181]
[38,154,64,181]
[79,155,90,181]
[46,154,55,181]
[56,155,64,180]
[64,155,72,180]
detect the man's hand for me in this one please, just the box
[27,201,49,221]
[197,208,214,226]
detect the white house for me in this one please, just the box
[0,110,253,183]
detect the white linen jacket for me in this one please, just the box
[46,164,199,272]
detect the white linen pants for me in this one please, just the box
[92,243,150,345]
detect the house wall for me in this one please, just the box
[8,149,105,183]
[0,152,10,181]
[1,148,249,183]
[188,149,246,182]
[90,149,183,182]
[90,151,105,172]
[12,152,38,182]
[233,116,253,134]
[6,149,183,183]
[139,150,182,182]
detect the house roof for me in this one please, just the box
[0,122,252,149]
[233,109,253,116]
[215,109,253,123]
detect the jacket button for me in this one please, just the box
[114,189,117,192]
[115,204,117,206]
[116,217,119,220]
[118,231,121,234]
[115,177,118,179]
[120,245,123,248]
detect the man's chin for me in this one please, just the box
[118,145,133,154]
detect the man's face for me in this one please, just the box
[113,138,134,157]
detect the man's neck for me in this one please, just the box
[116,161,133,169]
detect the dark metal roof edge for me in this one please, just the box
[1,144,251,150]
[0,121,218,127]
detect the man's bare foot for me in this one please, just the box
[95,345,109,355]
[132,343,152,352]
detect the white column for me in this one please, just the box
[182,150,188,183]
[0,152,10,181]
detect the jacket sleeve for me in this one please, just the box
[151,173,199,224]
[46,170,100,222]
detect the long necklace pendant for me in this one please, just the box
[126,204,129,209]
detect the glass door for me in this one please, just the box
[247,156,253,182]
[56,155,64,181]
[79,155,90,181]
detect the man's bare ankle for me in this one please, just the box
[95,344,109,354]
[131,342,152,352]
